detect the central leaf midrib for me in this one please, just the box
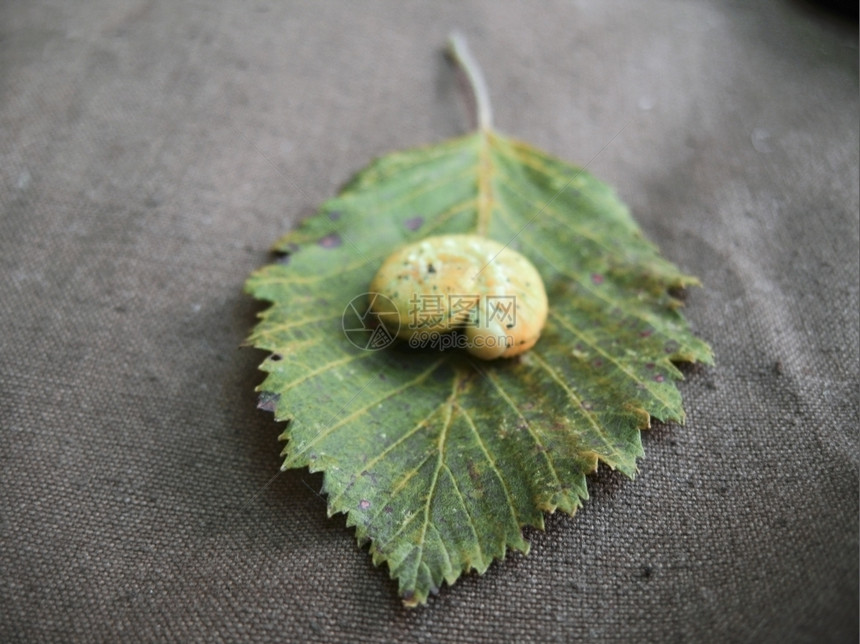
[411,376,458,590]
[475,131,494,235]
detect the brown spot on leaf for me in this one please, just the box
[318,233,342,248]
[404,215,424,231]
[467,461,480,483]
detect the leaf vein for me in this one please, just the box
[269,351,374,396]
[295,359,446,456]
[493,168,620,257]
[442,462,485,570]
[254,312,343,336]
[549,310,680,413]
[411,392,455,589]
[482,369,564,497]
[457,403,521,530]
[328,404,444,509]
[529,351,623,462]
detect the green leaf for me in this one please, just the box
[245,127,713,606]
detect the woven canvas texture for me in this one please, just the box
[1,1,857,641]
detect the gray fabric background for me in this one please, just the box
[1,1,857,641]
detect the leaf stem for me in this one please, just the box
[446,31,493,131]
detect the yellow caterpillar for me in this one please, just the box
[370,234,548,360]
